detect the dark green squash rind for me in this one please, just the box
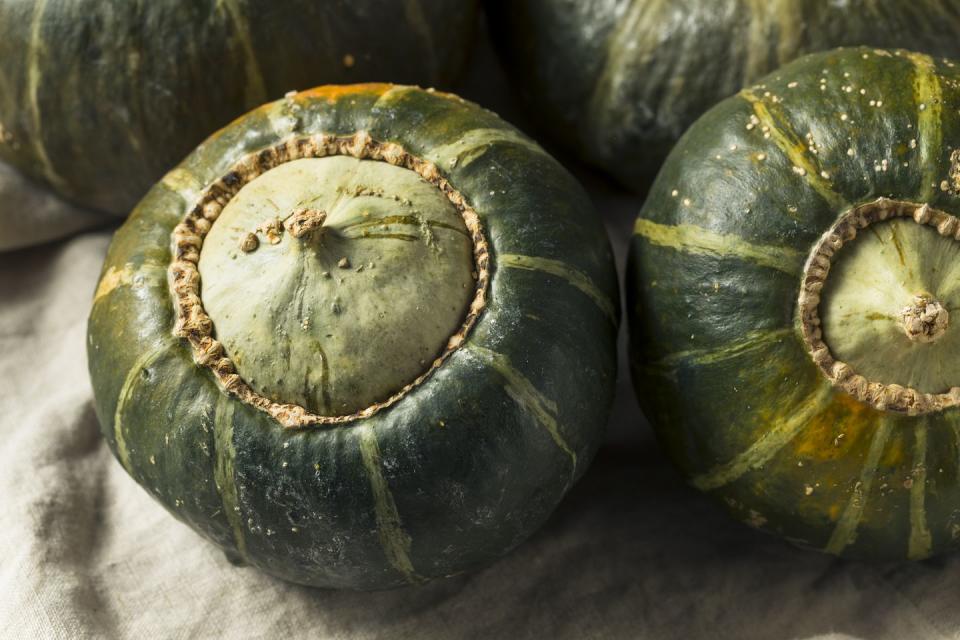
[628,47,960,560]
[486,0,960,188]
[88,84,618,589]
[0,0,477,215]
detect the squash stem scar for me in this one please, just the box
[168,132,491,428]
[798,198,960,415]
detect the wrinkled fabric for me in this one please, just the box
[3,29,960,640]
[0,163,108,252]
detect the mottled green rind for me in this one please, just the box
[628,48,960,560]
[0,0,477,214]
[486,0,960,188]
[88,84,619,589]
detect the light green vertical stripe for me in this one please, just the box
[634,218,804,274]
[587,0,657,122]
[25,0,64,188]
[93,261,167,305]
[650,328,793,370]
[114,339,176,475]
[358,427,420,583]
[161,167,204,202]
[372,85,415,111]
[213,394,248,561]
[691,383,833,491]
[740,89,845,210]
[424,128,546,170]
[907,52,943,201]
[217,0,267,106]
[908,419,932,560]
[824,416,893,555]
[499,253,617,324]
[951,419,960,472]
[468,344,577,475]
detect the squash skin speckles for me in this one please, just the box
[629,48,960,560]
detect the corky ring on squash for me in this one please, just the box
[88,84,619,589]
[0,0,477,215]
[629,48,960,560]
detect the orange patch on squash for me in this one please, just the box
[734,355,813,444]
[296,83,394,104]
[879,433,907,467]
[792,392,880,462]
[828,503,842,521]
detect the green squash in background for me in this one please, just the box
[87,83,619,589]
[629,47,960,560]
[487,0,960,189]
[0,0,477,215]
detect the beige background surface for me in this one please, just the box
[3,22,960,640]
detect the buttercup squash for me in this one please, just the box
[88,84,619,589]
[0,0,477,215]
[629,48,960,560]
[487,0,960,188]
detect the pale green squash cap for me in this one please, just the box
[822,217,960,394]
[799,199,960,414]
[197,156,475,416]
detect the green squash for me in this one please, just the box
[486,0,960,189]
[88,83,619,589]
[0,0,477,215]
[629,47,960,560]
